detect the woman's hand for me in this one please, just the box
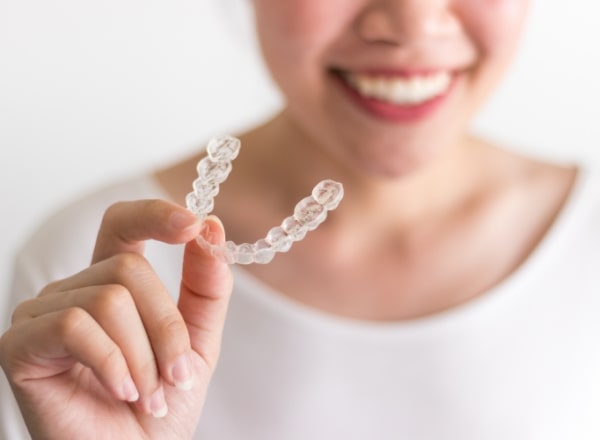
[0,200,233,439]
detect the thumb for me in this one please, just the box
[178,215,233,369]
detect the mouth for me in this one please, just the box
[335,70,453,106]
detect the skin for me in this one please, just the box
[0,0,577,438]
[0,204,233,438]
[159,0,574,319]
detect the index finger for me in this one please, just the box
[92,199,202,264]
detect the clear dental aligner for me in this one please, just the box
[186,135,344,265]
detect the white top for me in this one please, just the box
[2,170,600,439]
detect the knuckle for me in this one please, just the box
[156,314,187,340]
[38,279,62,297]
[11,299,36,323]
[91,284,133,315]
[0,330,14,367]
[95,342,124,378]
[145,199,176,228]
[109,252,151,281]
[145,198,164,214]
[102,201,127,226]
[56,307,90,338]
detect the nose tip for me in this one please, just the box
[355,0,459,46]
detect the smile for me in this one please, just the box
[339,71,452,106]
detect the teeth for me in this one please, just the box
[343,71,451,105]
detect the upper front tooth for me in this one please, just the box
[347,72,451,104]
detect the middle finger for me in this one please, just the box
[37,253,192,395]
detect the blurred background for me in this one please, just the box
[1,0,599,313]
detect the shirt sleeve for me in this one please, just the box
[0,174,167,439]
[0,255,41,440]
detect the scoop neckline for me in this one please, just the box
[226,168,593,339]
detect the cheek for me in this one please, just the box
[458,0,530,57]
[253,0,356,106]
[254,1,327,47]
[253,0,356,61]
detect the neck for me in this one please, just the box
[237,111,487,231]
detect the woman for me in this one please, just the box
[2,0,599,438]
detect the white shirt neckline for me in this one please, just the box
[222,168,594,340]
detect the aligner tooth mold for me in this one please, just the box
[187,135,344,265]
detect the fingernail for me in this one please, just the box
[200,216,224,245]
[171,353,194,391]
[170,211,198,230]
[122,376,139,402]
[149,387,168,418]
[199,221,218,245]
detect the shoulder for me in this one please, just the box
[13,174,168,297]
[522,163,600,247]
[531,166,600,280]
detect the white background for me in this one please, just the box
[1,0,599,311]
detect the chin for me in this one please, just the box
[344,135,446,180]
[349,150,434,180]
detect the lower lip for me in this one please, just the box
[333,72,454,123]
